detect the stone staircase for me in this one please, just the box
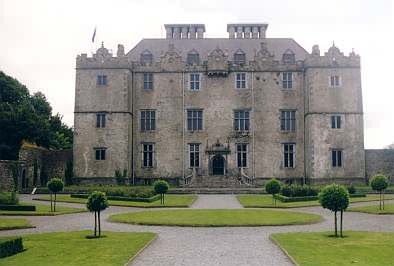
[186,175,251,188]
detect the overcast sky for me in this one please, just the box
[0,0,393,148]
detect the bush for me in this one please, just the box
[153,180,169,205]
[0,192,18,205]
[0,205,36,211]
[0,237,23,258]
[280,185,319,197]
[265,179,282,205]
[274,194,318,202]
[86,191,109,237]
[71,193,161,203]
[47,178,64,212]
[347,184,356,194]
[370,174,389,210]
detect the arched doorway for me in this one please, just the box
[212,155,225,175]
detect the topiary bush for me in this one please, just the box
[370,174,389,210]
[86,191,109,237]
[153,180,169,205]
[347,184,356,195]
[280,185,319,197]
[319,184,349,237]
[0,192,18,205]
[47,178,64,212]
[0,237,23,258]
[265,179,282,205]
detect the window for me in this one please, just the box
[140,50,153,64]
[96,113,106,128]
[332,149,342,167]
[187,53,200,65]
[141,110,156,131]
[95,148,106,160]
[281,110,296,132]
[236,143,248,168]
[189,143,200,168]
[329,75,341,87]
[282,72,293,89]
[190,73,200,91]
[142,143,154,167]
[283,143,295,168]
[234,50,246,65]
[187,110,203,131]
[143,73,153,90]
[234,110,250,131]
[235,73,247,89]
[331,115,341,129]
[97,75,107,86]
[282,49,295,64]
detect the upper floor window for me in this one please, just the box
[142,143,155,168]
[332,149,342,167]
[331,115,341,129]
[282,49,295,64]
[96,113,106,128]
[233,49,246,65]
[190,73,201,91]
[143,73,153,90]
[95,148,106,160]
[283,143,295,168]
[141,110,156,131]
[282,72,293,89]
[234,110,250,131]
[187,52,200,65]
[187,109,203,131]
[235,73,247,89]
[189,143,200,168]
[236,143,248,168]
[280,110,296,132]
[97,75,107,86]
[140,50,153,64]
[329,75,341,87]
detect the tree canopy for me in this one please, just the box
[0,71,72,159]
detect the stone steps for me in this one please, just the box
[186,175,253,188]
[169,187,264,194]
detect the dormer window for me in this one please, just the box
[140,50,153,65]
[234,49,246,65]
[282,49,295,64]
[187,50,200,65]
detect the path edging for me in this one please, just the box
[269,235,299,266]
[123,234,158,266]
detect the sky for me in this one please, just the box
[0,0,393,148]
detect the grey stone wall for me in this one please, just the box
[0,160,18,191]
[365,149,394,183]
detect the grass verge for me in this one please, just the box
[347,204,394,214]
[237,194,394,208]
[0,218,34,230]
[0,202,86,216]
[0,231,156,266]
[271,231,394,266]
[109,209,322,227]
[34,194,197,208]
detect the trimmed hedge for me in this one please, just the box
[0,205,36,211]
[280,185,320,197]
[71,193,161,203]
[0,192,18,205]
[275,193,366,203]
[0,237,23,258]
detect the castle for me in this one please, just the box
[73,23,365,187]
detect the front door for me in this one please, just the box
[212,155,225,175]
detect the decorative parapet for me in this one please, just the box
[304,43,360,68]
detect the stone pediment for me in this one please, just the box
[251,42,278,70]
[206,47,229,76]
[205,139,231,155]
[159,44,184,70]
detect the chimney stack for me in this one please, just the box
[227,23,268,39]
[164,24,206,39]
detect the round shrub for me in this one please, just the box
[265,179,281,195]
[86,191,109,213]
[153,180,169,195]
[47,178,64,193]
[370,174,389,192]
[347,184,356,194]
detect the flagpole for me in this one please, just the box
[91,26,97,56]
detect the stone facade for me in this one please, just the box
[74,23,365,186]
[365,149,394,183]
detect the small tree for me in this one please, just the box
[47,178,64,212]
[265,179,281,206]
[319,184,349,237]
[153,180,169,205]
[370,174,389,210]
[86,191,108,237]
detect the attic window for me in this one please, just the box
[234,49,246,65]
[140,50,153,64]
[187,52,200,65]
[282,49,295,64]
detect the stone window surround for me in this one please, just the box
[96,113,106,128]
[280,110,296,132]
[140,109,156,131]
[236,143,248,168]
[331,114,343,129]
[186,52,200,65]
[189,143,201,168]
[235,72,248,89]
[142,143,155,168]
[233,109,250,131]
[331,149,343,168]
[186,109,203,131]
[96,74,107,86]
[329,75,342,88]
[143,73,154,90]
[94,147,106,161]
[189,73,201,91]
[282,142,296,168]
[281,72,293,89]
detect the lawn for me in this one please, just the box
[34,194,197,208]
[271,231,394,266]
[348,204,394,214]
[0,202,86,216]
[109,209,322,227]
[0,217,34,230]
[0,231,156,266]
[237,194,394,208]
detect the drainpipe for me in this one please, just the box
[252,72,256,180]
[182,72,185,182]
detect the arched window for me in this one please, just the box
[282,49,295,64]
[140,50,153,64]
[233,49,246,65]
[187,50,200,65]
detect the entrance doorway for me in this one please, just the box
[212,155,225,175]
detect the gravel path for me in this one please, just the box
[0,195,393,266]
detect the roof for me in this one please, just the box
[126,38,309,62]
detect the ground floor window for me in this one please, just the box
[189,143,200,168]
[142,143,154,167]
[332,149,342,167]
[94,148,106,160]
[236,143,248,167]
[283,143,295,168]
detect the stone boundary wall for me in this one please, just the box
[365,149,394,184]
[0,160,18,191]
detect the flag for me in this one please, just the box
[92,27,96,43]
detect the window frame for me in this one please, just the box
[94,148,106,161]
[96,113,106,128]
[280,110,296,132]
[187,53,200,65]
[96,75,107,86]
[187,109,203,131]
[189,143,201,168]
[235,72,247,89]
[329,75,341,88]
[142,143,155,168]
[140,109,156,131]
[331,115,342,129]
[331,149,343,167]
[143,73,153,90]
[282,72,293,89]
[234,53,246,65]
[234,110,250,132]
[189,73,201,91]
[236,143,248,168]
[283,143,295,168]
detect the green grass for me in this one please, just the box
[237,194,394,208]
[109,209,322,227]
[0,231,156,266]
[271,231,394,266]
[0,217,34,230]
[0,202,86,216]
[348,204,394,214]
[34,194,197,208]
